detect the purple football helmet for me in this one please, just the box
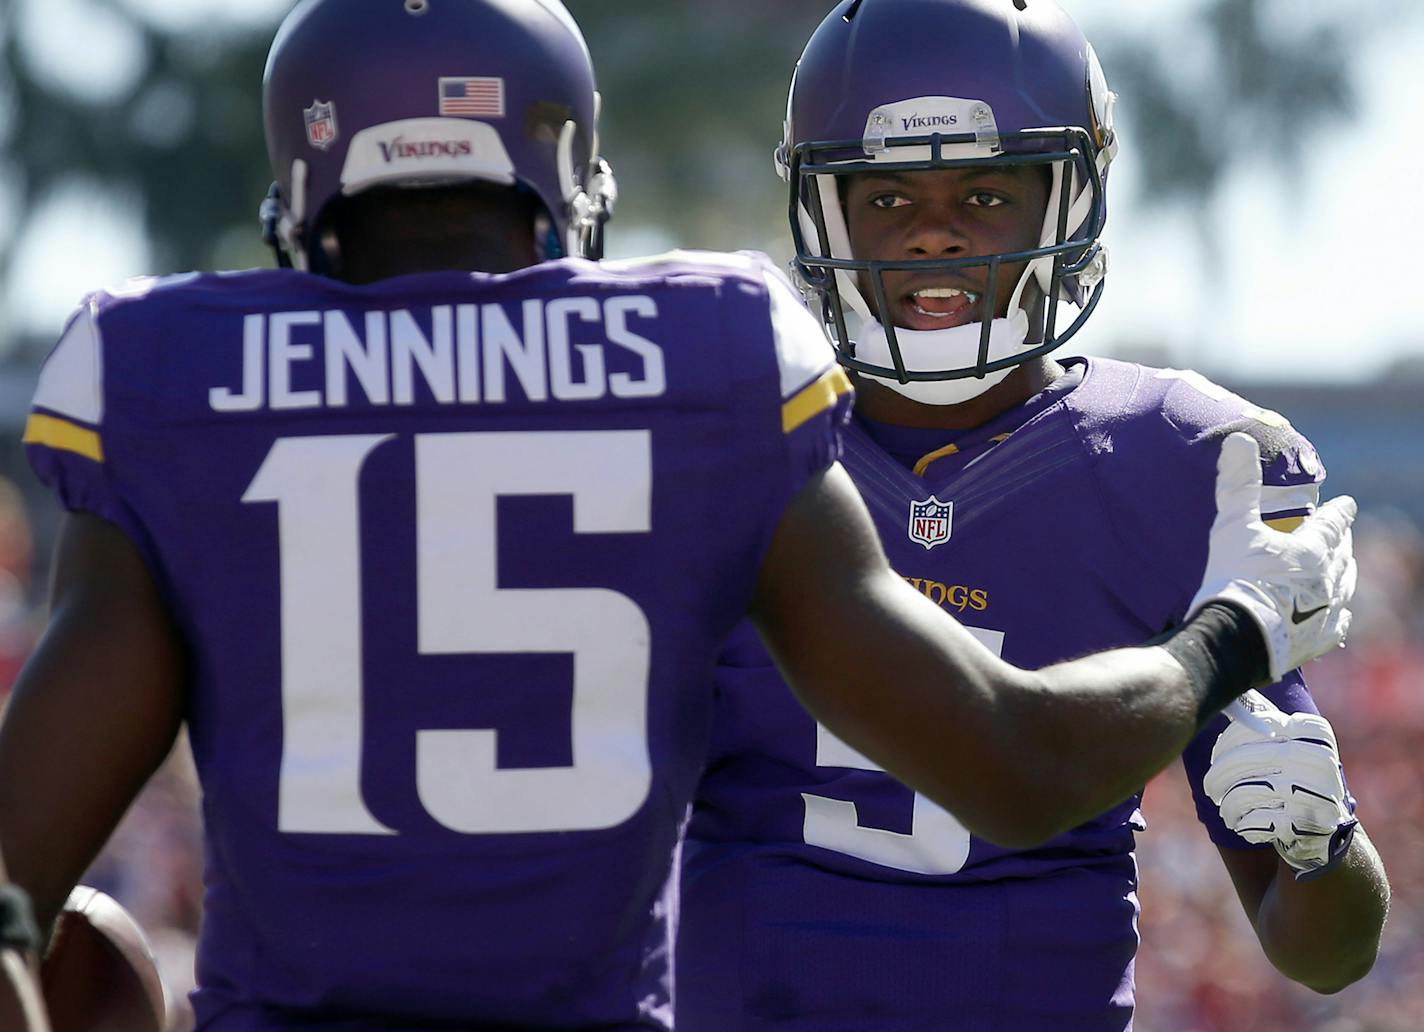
[778,0,1119,395]
[261,0,616,272]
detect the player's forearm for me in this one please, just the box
[999,646,1203,838]
[757,469,1270,848]
[1000,603,1274,840]
[769,573,1203,848]
[880,603,1275,846]
[1253,826,1390,993]
[0,516,187,935]
[790,639,1201,848]
[0,626,183,934]
[864,608,1279,846]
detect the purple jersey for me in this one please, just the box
[24,252,851,1030]
[678,358,1332,1031]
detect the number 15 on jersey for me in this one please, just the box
[244,430,655,837]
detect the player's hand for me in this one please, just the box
[1188,433,1357,683]
[0,884,39,958]
[0,883,47,1032]
[1205,690,1357,879]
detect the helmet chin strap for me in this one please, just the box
[853,309,1032,406]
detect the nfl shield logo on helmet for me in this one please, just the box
[908,496,953,550]
[304,101,338,150]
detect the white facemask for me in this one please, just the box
[852,308,1032,406]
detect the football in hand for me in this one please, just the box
[40,886,167,1032]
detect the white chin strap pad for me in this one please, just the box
[855,309,1031,406]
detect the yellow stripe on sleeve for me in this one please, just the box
[1264,515,1306,533]
[782,367,853,434]
[22,413,104,462]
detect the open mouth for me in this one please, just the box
[897,286,982,331]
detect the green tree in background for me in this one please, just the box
[1,7,275,276]
[0,0,1408,355]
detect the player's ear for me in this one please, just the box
[0,876,46,1032]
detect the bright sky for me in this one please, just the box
[1066,0,1424,382]
[3,0,293,341]
[6,0,1422,383]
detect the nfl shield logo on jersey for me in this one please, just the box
[908,496,953,550]
[304,101,338,150]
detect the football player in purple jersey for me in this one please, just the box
[676,1,1389,1029]
[0,0,1358,1028]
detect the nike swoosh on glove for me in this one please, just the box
[1206,689,1357,879]
[1188,433,1358,683]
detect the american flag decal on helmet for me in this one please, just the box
[439,77,506,118]
[908,496,954,550]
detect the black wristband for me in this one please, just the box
[1153,601,1271,726]
[0,884,40,955]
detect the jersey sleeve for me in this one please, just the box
[24,296,150,550]
[1146,372,1341,848]
[1080,367,1352,849]
[762,265,853,496]
[1164,368,1327,532]
[1088,366,1328,627]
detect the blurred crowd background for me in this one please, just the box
[1,1,1419,1029]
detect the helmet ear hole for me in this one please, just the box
[534,208,563,260]
[405,0,430,15]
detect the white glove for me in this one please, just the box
[1188,433,1358,683]
[1205,690,1357,878]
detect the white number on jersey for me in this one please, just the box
[801,626,1005,875]
[244,430,654,836]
